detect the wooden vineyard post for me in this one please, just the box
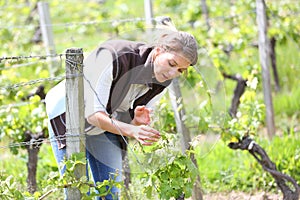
[256,0,275,138]
[65,48,86,199]
[37,2,57,76]
[169,78,203,200]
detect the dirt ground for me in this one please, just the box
[202,191,282,200]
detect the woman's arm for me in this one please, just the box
[87,111,160,146]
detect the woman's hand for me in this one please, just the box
[132,105,152,126]
[88,109,160,145]
[130,106,161,145]
[130,125,160,146]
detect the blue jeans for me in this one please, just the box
[49,123,122,200]
[86,132,122,200]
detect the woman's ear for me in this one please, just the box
[153,47,162,58]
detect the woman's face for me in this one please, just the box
[153,48,191,83]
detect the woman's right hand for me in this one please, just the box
[130,125,160,146]
[132,105,152,126]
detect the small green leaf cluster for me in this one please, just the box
[41,152,121,199]
[0,175,24,200]
[222,89,265,143]
[0,94,48,154]
[151,97,177,133]
[153,155,197,199]
[130,131,198,200]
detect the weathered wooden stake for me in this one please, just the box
[256,0,275,138]
[65,48,85,199]
[144,0,154,27]
[37,2,57,76]
[169,78,203,200]
[201,0,210,30]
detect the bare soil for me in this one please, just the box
[202,191,282,200]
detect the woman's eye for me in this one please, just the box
[169,61,176,67]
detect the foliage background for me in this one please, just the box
[0,0,299,199]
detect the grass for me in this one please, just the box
[0,148,28,190]
[196,133,300,193]
[273,40,300,117]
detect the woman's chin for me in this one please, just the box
[156,77,166,83]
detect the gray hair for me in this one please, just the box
[155,30,198,66]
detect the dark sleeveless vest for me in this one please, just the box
[97,39,171,119]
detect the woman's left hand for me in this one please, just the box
[132,105,152,126]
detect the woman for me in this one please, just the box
[45,30,198,199]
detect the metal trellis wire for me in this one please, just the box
[0,76,65,91]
